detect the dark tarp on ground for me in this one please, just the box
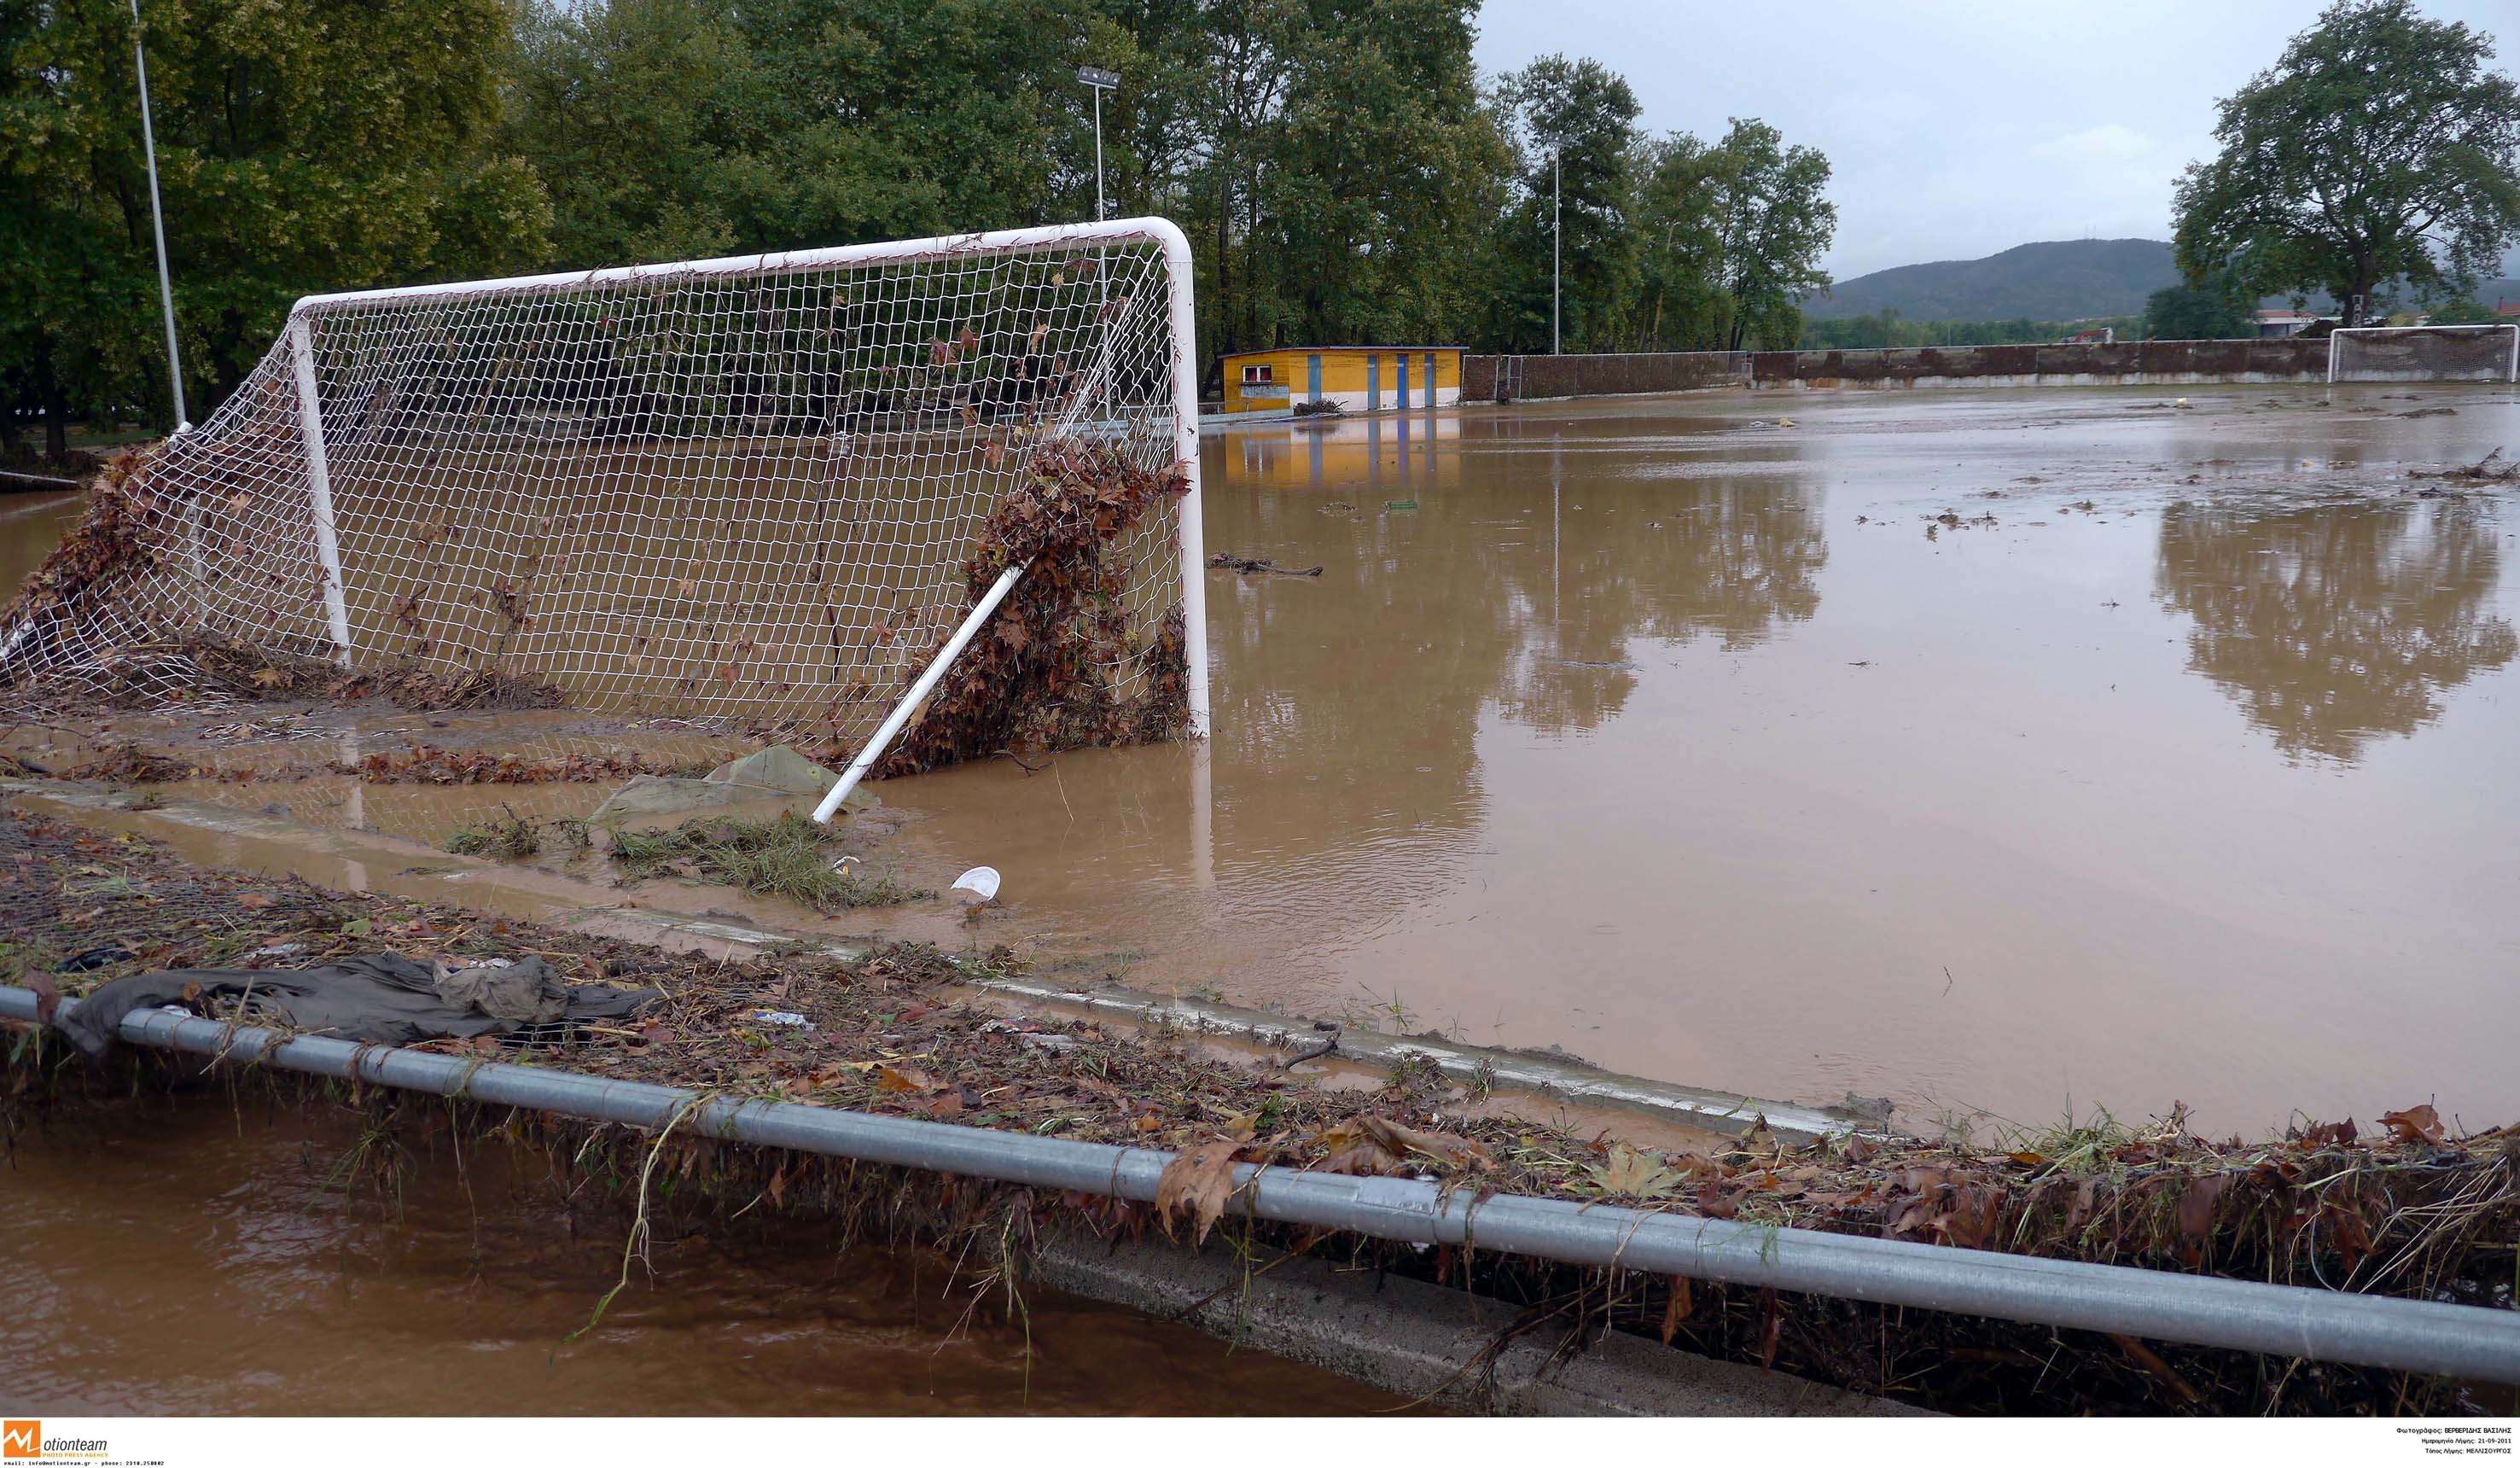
[56,953,662,1058]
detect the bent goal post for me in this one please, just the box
[2327,323,2520,383]
[0,218,1211,781]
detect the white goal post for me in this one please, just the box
[1,217,1210,755]
[2328,323,2520,383]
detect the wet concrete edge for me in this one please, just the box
[1030,1231,1931,1416]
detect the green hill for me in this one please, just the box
[1807,238,2520,325]
[1803,239,2177,322]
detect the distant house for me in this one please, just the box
[2059,326,2115,345]
[2254,309,2319,339]
[1219,347,1464,418]
[2497,298,2520,319]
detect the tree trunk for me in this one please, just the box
[2347,258,2379,327]
[34,329,67,459]
[1215,191,1233,356]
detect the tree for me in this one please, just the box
[1489,55,1642,352]
[2156,499,2517,762]
[2426,299,2500,325]
[1628,133,1732,351]
[1168,0,1505,364]
[508,0,1103,269]
[2173,0,2520,327]
[2144,279,2253,341]
[1703,119,1834,351]
[1,0,550,437]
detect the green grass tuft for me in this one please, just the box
[607,812,924,912]
[443,806,543,860]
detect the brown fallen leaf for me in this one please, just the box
[2175,1173,2232,1249]
[1155,1139,1242,1244]
[875,1064,939,1094]
[25,971,60,1023]
[236,893,278,910]
[1660,1276,1692,1343]
[1589,1142,1691,1199]
[1362,1115,1493,1170]
[2377,1104,2445,1145]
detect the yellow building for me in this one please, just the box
[1219,346,1464,417]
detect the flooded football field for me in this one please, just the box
[893,383,2520,1136]
[9,382,2517,1137]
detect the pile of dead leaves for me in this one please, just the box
[0,450,166,684]
[340,744,685,785]
[61,744,196,785]
[876,437,1190,774]
[335,667,566,712]
[1156,1113,1499,1244]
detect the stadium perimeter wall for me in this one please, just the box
[1460,338,2327,401]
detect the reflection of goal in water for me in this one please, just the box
[2327,323,2520,383]
[2,218,1208,751]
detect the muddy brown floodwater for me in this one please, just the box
[882,384,2520,1136]
[8,384,2518,1139]
[0,1101,1403,1415]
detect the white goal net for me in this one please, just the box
[0,218,1211,749]
[2329,323,2520,383]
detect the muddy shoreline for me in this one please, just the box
[6,805,2513,1417]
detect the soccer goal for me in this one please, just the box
[2328,323,2520,383]
[0,218,1211,761]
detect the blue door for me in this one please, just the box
[1424,353,1438,406]
[1396,355,1411,410]
[1366,354,1380,411]
[1307,353,1323,402]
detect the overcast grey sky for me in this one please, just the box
[1472,0,2520,281]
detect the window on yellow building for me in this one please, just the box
[1241,364,1273,385]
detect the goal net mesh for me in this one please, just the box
[2330,325,2519,382]
[0,228,1195,754]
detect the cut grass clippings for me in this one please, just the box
[608,811,924,912]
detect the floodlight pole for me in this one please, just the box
[1552,150,1562,355]
[1077,67,1120,220]
[131,0,187,430]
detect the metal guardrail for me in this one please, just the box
[5,982,2515,1385]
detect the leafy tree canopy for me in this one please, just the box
[2173,0,2520,325]
[2144,280,2255,341]
[4,2,1840,435]
[3,0,549,440]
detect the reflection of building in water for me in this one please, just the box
[2155,500,2518,763]
[1218,414,1462,494]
